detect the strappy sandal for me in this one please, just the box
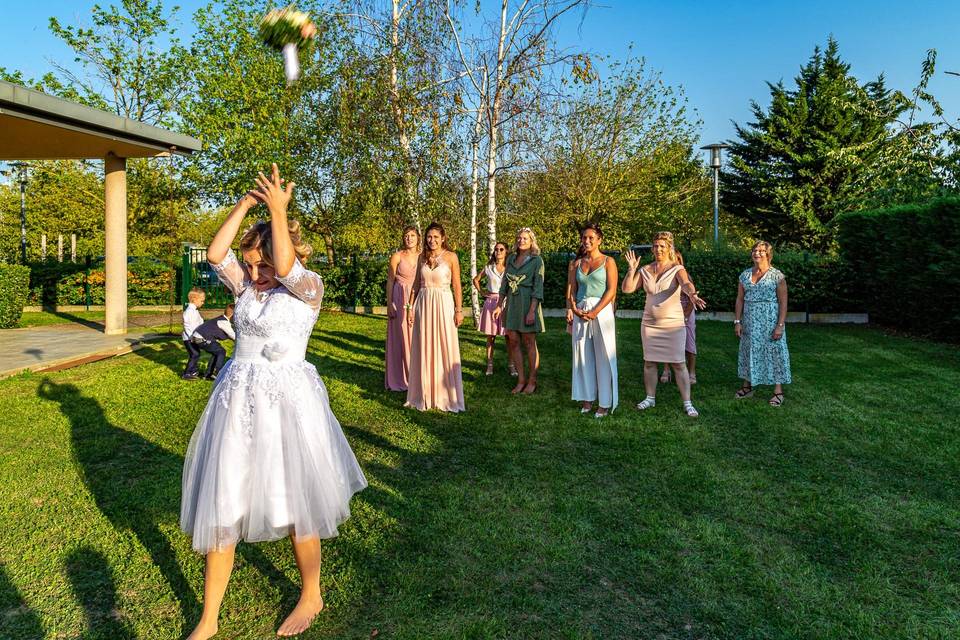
[769,392,784,407]
[683,401,699,418]
[659,369,671,383]
[636,397,656,410]
[485,362,494,376]
[735,384,753,399]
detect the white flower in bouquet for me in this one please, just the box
[258,5,318,85]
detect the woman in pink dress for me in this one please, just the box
[405,222,465,412]
[660,251,697,385]
[472,241,508,375]
[622,232,706,417]
[385,226,420,390]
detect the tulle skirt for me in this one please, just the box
[478,294,505,336]
[180,358,368,553]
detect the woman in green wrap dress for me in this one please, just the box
[494,227,545,394]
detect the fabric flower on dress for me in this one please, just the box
[262,341,291,362]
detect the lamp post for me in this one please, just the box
[2,162,29,263]
[700,144,728,246]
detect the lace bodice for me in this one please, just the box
[211,249,324,363]
[420,254,452,289]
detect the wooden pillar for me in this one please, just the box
[104,153,127,335]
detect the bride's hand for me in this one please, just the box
[251,163,295,216]
[237,191,258,211]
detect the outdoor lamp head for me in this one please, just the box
[700,143,729,169]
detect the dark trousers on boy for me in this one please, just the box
[182,339,226,379]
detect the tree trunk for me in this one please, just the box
[486,0,509,250]
[390,0,419,229]
[486,97,500,249]
[469,102,484,326]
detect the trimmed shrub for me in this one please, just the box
[0,264,31,328]
[541,248,860,313]
[28,259,176,307]
[835,196,960,339]
[312,248,861,314]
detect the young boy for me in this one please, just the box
[191,303,236,379]
[182,287,206,380]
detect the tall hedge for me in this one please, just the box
[312,248,861,314]
[835,196,960,340]
[27,259,177,307]
[0,264,31,328]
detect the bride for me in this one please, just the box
[180,164,367,639]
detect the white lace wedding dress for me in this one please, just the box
[180,250,367,553]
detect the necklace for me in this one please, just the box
[427,250,444,269]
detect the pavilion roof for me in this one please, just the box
[0,80,201,160]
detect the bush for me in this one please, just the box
[541,247,860,313]
[0,264,30,328]
[314,248,861,314]
[28,259,176,306]
[835,196,960,340]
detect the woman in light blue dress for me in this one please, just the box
[566,223,618,417]
[734,241,791,406]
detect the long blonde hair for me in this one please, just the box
[651,231,677,263]
[239,219,313,266]
[512,226,541,256]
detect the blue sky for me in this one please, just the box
[3,0,959,152]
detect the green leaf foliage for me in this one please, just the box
[0,264,30,328]
[721,38,932,251]
[835,196,960,340]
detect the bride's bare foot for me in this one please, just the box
[277,594,324,637]
[186,620,218,640]
[511,381,526,394]
[522,381,537,394]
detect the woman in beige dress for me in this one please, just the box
[622,231,706,417]
[405,222,465,412]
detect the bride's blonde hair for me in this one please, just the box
[239,219,313,266]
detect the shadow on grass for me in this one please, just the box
[36,378,297,634]
[0,561,45,640]
[42,306,105,330]
[65,546,135,640]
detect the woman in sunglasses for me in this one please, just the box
[472,241,511,375]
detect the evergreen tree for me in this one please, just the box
[722,37,910,250]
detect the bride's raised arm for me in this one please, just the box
[208,192,258,296]
[252,163,296,278]
[252,163,324,310]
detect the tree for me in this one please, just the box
[346,0,461,230]
[722,37,916,250]
[47,0,189,127]
[516,54,711,250]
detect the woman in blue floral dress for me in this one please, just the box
[734,241,791,406]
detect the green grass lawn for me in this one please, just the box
[1,315,958,639]
[17,310,179,330]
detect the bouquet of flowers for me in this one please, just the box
[259,6,318,85]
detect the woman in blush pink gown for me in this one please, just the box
[405,222,465,412]
[385,226,420,391]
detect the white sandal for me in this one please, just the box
[636,396,656,411]
[683,401,699,418]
